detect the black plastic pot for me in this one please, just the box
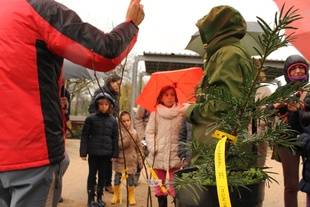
[175,168,265,207]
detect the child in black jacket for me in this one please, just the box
[80,92,119,207]
[297,93,310,207]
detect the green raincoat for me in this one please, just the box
[186,6,256,143]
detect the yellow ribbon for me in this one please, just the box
[148,167,168,193]
[121,168,129,181]
[212,130,237,144]
[212,130,237,207]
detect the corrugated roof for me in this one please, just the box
[142,52,285,81]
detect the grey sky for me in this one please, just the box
[57,0,300,60]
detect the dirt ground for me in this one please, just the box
[59,139,306,207]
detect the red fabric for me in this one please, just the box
[274,0,310,61]
[37,12,137,72]
[153,168,177,197]
[0,0,136,171]
[136,67,204,111]
[0,0,49,171]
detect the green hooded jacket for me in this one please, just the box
[186,6,256,143]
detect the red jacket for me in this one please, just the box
[0,0,138,172]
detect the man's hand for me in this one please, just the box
[60,97,68,110]
[273,103,287,109]
[126,0,145,26]
[279,114,288,123]
[287,103,300,112]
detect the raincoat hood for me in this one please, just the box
[187,6,254,144]
[283,55,309,83]
[196,5,246,56]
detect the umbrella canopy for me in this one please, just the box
[186,21,263,57]
[274,0,310,61]
[63,60,107,80]
[136,67,204,112]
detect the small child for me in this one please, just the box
[80,92,119,207]
[145,85,184,207]
[112,111,140,205]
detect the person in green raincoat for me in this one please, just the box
[185,5,256,143]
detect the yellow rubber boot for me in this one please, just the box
[128,186,136,205]
[111,185,121,205]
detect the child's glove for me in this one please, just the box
[141,139,149,157]
[179,103,191,116]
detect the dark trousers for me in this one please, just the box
[105,159,112,187]
[87,155,110,190]
[278,147,300,207]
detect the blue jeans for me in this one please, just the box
[114,172,135,186]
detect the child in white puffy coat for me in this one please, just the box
[145,85,184,207]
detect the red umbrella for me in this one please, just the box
[274,0,310,61]
[136,67,203,112]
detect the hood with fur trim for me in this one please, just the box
[283,55,309,84]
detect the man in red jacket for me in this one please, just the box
[0,0,144,206]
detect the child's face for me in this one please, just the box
[161,89,176,108]
[289,64,307,80]
[121,114,131,129]
[110,80,121,93]
[98,99,110,113]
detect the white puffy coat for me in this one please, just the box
[145,104,183,170]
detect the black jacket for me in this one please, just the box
[178,119,193,160]
[80,112,119,158]
[287,93,310,136]
[298,133,310,193]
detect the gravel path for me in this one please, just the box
[59,139,306,207]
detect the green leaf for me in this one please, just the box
[279,3,286,19]
[257,17,272,33]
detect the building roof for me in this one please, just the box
[143,52,203,74]
[143,52,285,80]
